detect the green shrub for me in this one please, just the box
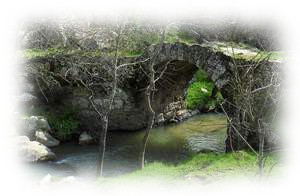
[33,106,79,141]
[194,69,211,82]
[186,81,213,109]
[185,69,223,110]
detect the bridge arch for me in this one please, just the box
[135,43,233,118]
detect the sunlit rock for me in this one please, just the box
[79,131,94,145]
[39,174,53,185]
[19,116,51,139]
[35,130,60,147]
[16,138,56,162]
[59,176,77,184]
[156,113,165,124]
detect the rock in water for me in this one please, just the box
[16,136,56,162]
[35,130,60,147]
[78,131,94,145]
[176,109,191,121]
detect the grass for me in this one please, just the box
[104,151,280,183]
[165,28,197,45]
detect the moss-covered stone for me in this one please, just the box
[21,47,144,60]
[201,41,284,61]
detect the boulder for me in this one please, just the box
[35,130,60,147]
[15,93,38,113]
[156,113,165,124]
[13,135,30,143]
[39,175,78,186]
[78,131,94,145]
[39,174,53,185]
[190,110,199,116]
[59,176,77,184]
[16,136,56,162]
[176,109,192,121]
[176,109,189,117]
[19,116,51,139]
[164,111,176,121]
[15,93,37,103]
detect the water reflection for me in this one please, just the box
[24,113,227,180]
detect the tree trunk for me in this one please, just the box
[258,123,265,179]
[96,30,119,177]
[138,28,167,169]
[96,116,108,177]
[139,88,155,169]
[139,55,155,169]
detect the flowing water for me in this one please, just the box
[23,113,227,181]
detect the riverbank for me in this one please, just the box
[19,114,281,184]
[22,114,228,181]
[99,151,281,184]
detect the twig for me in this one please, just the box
[35,77,48,103]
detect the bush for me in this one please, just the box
[186,81,213,109]
[186,69,223,110]
[33,106,79,141]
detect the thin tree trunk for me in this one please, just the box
[96,116,108,176]
[96,26,120,177]
[139,27,166,169]
[139,86,155,169]
[258,122,265,179]
[139,49,156,168]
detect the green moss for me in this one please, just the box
[185,69,223,110]
[22,48,65,59]
[165,27,197,45]
[32,106,79,140]
[22,47,144,60]
[229,50,284,62]
[22,48,101,59]
[202,41,284,62]
[117,50,144,57]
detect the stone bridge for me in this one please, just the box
[24,42,278,151]
[66,43,233,132]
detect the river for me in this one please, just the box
[22,113,227,181]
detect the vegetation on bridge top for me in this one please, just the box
[20,26,198,60]
[201,41,284,62]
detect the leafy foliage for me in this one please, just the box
[186,81,214,109]
[185,69,223,110]
[33,106,79,140]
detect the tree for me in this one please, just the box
[219,48,282,179]
[139,27,169,169]
[84,18,150,176]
